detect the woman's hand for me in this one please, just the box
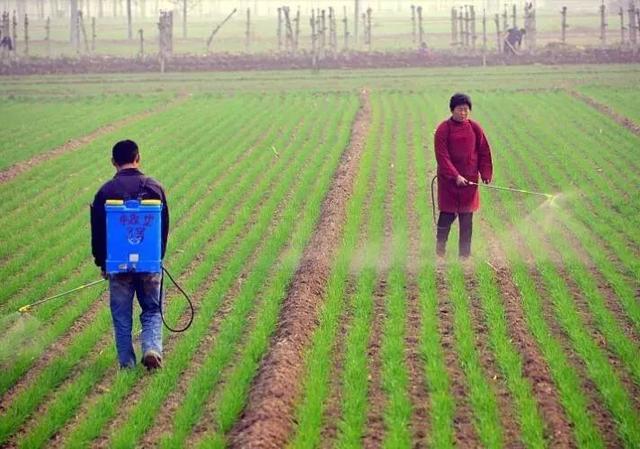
[456,175,469,186]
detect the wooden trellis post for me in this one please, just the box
[328,6,336,53]
[600,1,607,46]
[512,4,516,28]
[463,5,469,47]
[619,7,626,45]
[417,5,424,48]
[342,5,349,50]
[470,5,477,50]
[309,9,318,57]
[23,13,28,56]
[245,7,251,52]
[366,7,372,51]
[277,7,282,51]
[494,13,501,53]
[320,8,326,54]
[524,2,536,50]
[629,1,637,45]
[310,9,317,66]
[411,4,416,44]
[354,0,359,44]
[502,4,508,33]
[79,10,89,53]
[12,9,17,53]
[294,7,300,51]
[451,7,458,47]
[482,9,487,51]
[458,8,464,47]
[45,16,50,56]
[561,6,568,44]
[138,28,143,57]
[91,17,96,51]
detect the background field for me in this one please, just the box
[0,64,639,448]
[3,3,635,58]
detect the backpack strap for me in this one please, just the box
[137,176,150,201]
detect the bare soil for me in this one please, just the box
[436,268,481,448]
[483,230,577,449]
[1,48,638,75]
[530,267,625,449]
[463,265,525,449]
[0,93,188,185]
[405,124,430,448]
[227,89,371,449]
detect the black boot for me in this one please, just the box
[436,212,456,257]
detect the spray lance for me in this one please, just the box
[430,175,555,225]
[17,267,193,332]
[18,279,107,314]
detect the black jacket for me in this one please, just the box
[90,168,169,271]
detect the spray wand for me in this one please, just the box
[430,175,555,225]
[18,279,107,313]
[468,181,554,199]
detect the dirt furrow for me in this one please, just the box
[316,277,356,449]
[0,92,189,185]
[405,125,429,449]
[463,264,524,449]
[530,268,624,449]
[319,136,382,448]
[558,266,640,412]
[484,231,576,449]
[436,268,480,448]
[362,277,388,449]
[142,179,308,448]
[227,89,371,449]
[552,219,640,345]
[567,89,640,137]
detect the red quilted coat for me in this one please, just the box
[434,118,493,213]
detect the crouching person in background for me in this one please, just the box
[90,139,170,370]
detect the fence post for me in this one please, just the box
[417,5,424,48]
[138,28,143,57]
[494,13,501,53]
[451,7,458,47]
[561,6,568,44]
[23,12,28,55]
[411,4,416,44]
[91,16,96,51]
[45,15,50,56]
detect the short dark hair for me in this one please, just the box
[449,93,472,112]
[112,140,139,166]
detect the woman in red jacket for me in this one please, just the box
[434,93,493,259]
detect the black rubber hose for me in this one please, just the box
[430,175,438,226]
[159,265,194,333]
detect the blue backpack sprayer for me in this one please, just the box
[19,199,193,333]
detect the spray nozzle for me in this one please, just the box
[18,305,31,314]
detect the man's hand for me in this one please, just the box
[101,270,107,280]
[482,177,491,184]
[456,175,469,186]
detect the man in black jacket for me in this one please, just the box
[91,140,169,369]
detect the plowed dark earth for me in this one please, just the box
[227,89,371,449]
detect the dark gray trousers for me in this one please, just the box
[436,212,473,258]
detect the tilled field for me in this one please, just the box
[0,68,639,449]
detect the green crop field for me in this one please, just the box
[0,64,639,449]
